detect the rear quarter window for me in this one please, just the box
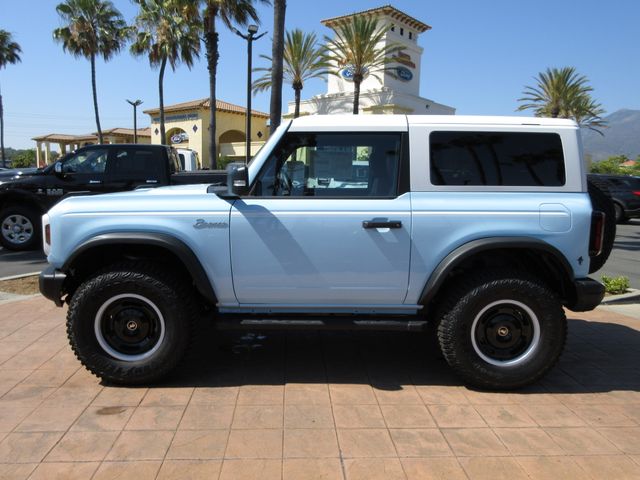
[429,131,566,187]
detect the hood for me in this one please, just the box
[49,182,230,216]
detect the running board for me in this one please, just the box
[215,316,427,332]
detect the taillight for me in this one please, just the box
[633,191,640,197]
[589,211,605,257]
[45,224,51,246]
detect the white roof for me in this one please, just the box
[288,114,577,132]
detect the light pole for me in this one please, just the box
[126,99,143,144]
[232,25,266,163]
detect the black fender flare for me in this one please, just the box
[62,232,217,304]
[418,236,575,306]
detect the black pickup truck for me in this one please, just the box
[0,144,225,250]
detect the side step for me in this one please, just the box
[215,316,427,332]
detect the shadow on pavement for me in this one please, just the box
[117,317,640,395]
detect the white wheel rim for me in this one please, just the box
[470,299,541,367]
[94,293,166,362]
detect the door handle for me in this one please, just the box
[362,220,402,229]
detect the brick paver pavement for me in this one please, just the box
[0,296,639,479]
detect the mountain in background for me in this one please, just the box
[582,109,640,162]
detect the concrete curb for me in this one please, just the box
[0,293,41,305]
[0,271,41,282]
[601,288,640,305]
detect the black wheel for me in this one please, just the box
[437,270,566,390]
[587,180,616,274]
[614,203,627,224]
[67,262,196,385]
[0,205,42,251]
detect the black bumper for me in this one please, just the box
[567,277,605,312]
[39,266,67,307]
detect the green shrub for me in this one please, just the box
[601,275,630,295]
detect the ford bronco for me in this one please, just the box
[39,115,613,389]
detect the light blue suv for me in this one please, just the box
[39,115,613,389]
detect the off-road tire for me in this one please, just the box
[67,262,196,385]
[614,203,627,224]
[587,179,616,273]
[437,270,566,390]
[0,205,42,251]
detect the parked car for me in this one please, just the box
[40,115,613,390]
[175,148,202,171]
[0,144,225,250]
[587,173,640,223]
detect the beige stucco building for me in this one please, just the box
[143,99,269,167]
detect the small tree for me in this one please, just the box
[11,149,36,168]
[131,0,200,145]
[253,29,330,118]
[517,67,606,135]
[0,30,22,168]
[324,16,400,114]
[53,0,128,144]
[590,155,630,175]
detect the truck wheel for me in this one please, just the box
[0,206,41,251]
[67,262,195,385]
[614,203,627,224]
[437,271,566,390]
[587,180,616,273]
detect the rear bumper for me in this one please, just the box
[39,266,66,307]
[566,277,605,312]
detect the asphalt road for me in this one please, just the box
[0,248,47,279]
[0,219,638,286]
[598,218,640,289]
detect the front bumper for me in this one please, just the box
[39,266,67,307]
[566,277,605,312]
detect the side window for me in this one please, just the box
[110,149,163,182]
[253,132,402,197]
[430,131,565,186]
[62,149,108,174]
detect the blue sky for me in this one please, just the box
[2,0,639,149]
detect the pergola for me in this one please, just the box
[31,128,151,168]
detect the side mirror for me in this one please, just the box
[227,162,249,197]
[54,162,63,175]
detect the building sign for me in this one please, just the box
[340,65,369,82]
[152,113,199,123]
[170,132,189,144]
[395,66,413,82]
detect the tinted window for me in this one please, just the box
[62,149,108,174]
[253,132,402,197]
[430,131,565,186]
[111,149,164,181]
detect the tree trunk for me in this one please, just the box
[204,4,219,169]
[0,85,5,168]
[90,53,103,144]
[293,86,301,118]
[159,56,167,145]
[269,0,286,134]
[353,77,361,114]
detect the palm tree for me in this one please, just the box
[0,30,22,168]
[200,0,269,169]
[324,16,400,114]
[53,0,128,144]
[253,29,330,118]
[517,67,606,134]
[269,0,285,134]
[131,0,200,145]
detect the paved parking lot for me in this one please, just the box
[0,296,639,479]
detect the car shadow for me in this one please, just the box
[115,316,640,395]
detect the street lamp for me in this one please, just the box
[126,99,143,144]
[231,24,266,163]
